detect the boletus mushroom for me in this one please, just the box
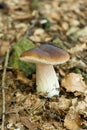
[20,44,69,98]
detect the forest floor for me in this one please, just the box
[0,0,87,130]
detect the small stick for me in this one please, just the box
[24,17,40,39]
[1,49,10,130]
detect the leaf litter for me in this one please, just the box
[0,0,87,130]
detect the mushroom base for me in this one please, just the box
[36,64,60,98]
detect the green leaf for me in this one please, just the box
[9,38,36,76]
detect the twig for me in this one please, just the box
[24,17,40,39]
[1,49,10,130]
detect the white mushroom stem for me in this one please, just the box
[36,64,60,98]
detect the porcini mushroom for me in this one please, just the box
[20,44,69,98]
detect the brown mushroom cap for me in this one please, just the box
[20,44,69,65]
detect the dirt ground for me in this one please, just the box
[0,0,87,130]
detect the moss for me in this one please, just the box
[9,38,36,76]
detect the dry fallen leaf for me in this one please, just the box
[76,101,87,115]
[0,39,10,56]
[7,114,19,129]
[12,13,32,20]
[16,71,28,82]
[64,109,81,130]
[61,73,87,93]
[15,70,34,87]
[50,95,71,111]
[30,28,51,42]
[71,97,87,115]
[68,43,86,54]
[58,95,71,110]
[20,116,36,130]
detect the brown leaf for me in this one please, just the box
[0,39,10,56]
[16,71,29,83]
[50,95,71,111]
[12,12,32,20]
[64,109,81,130]
[77,101,87,115]
[20,116,36,130]
[61,73,87,93]
[68,43,86,54]
[15,70,34,87]
[71,97,87,115]
[58,95,71,110]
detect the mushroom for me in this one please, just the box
[20,44,69,98]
